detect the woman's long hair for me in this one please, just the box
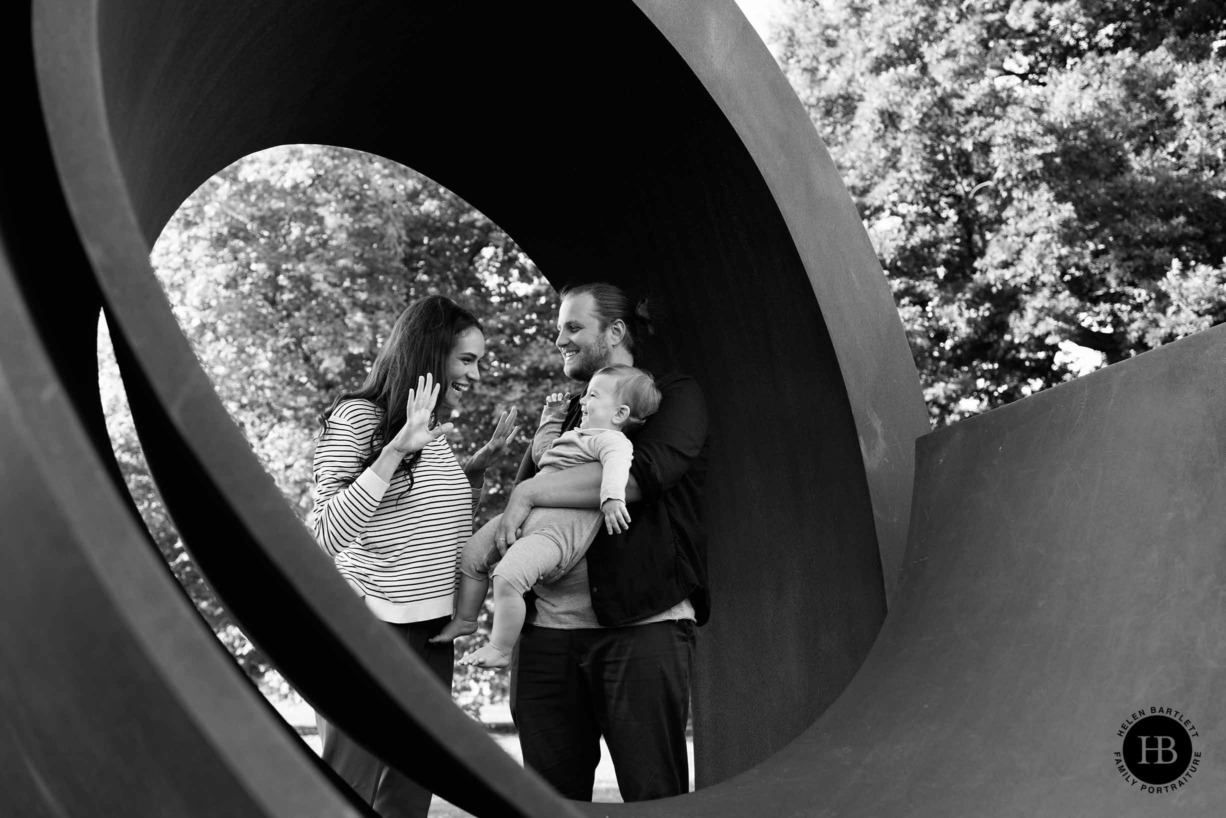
[319,295,481,480]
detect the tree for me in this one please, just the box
[772,0,1226,423]
[105,144,562,713]
[99,326,258,668]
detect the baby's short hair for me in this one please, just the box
[593,364,662,434]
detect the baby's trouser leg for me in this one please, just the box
[488,533,565,652]
[455,515,503,621]
[489,576,526,654]
[453,574,489,624]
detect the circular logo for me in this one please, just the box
[1122,716,1193,785]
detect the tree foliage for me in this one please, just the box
[105,144,562,712]
[99,337,254,665]
[772,0,1226,422]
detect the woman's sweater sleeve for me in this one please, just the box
[309,401,392,557]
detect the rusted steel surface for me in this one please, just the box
[18,0,1216,816]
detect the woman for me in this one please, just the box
[309,294,518,818]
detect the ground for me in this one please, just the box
[271,695,694,815]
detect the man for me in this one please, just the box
[496,282,710,801]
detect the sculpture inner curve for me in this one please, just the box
[10,0,933,814]
[76,0,913,786]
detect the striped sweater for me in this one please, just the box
[310,398,471,623]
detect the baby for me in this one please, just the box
[431,364,661,668]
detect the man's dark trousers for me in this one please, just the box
[511,619,695,801]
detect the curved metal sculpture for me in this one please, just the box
[2,1,1219,816]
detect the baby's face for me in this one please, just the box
[579,373,625,430]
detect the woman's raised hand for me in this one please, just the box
[465,407,521,474]
[389,374,453,456]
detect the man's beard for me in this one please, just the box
[565,334,611,382]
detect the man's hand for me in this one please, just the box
[602,499,631,535]
[494,481,535,553]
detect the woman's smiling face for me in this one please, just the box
[437,326,485,415]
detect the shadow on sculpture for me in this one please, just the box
[1,1,1220,816]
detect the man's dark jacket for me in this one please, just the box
[515,371,710,627]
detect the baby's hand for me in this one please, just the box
[602,499,631,535]
[542,392,571,420]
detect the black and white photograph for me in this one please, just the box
[2,1,1223,815]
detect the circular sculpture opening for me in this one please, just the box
[14,0,928,813]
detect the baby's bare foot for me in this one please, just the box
[458,644,513,669]
[428,618,478,643]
